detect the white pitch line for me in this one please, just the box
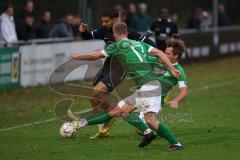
[0,118,57,133]
[0,80,238,133]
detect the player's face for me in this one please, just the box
[165,47,178,62]
[102,17,118,29]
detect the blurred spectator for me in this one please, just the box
[37,11,53,38]
[17,16,37,40]
[20,0,35,20]
[0,4,18,45]
[0,16,3,41]
[200,11,212,31]
[72,15,82,40]
[187,8,202,29]
[135,3,150,33]
[49,14,74,38]
[126,3,138,30]
[170,13,179,24]
[218,4,230,26]
[115,4,123,14]
[119,9,127,22]
[148,8,178,51]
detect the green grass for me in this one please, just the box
[0,56,240,160]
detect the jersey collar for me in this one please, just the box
[172,62,179,65]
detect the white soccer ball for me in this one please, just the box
[59,122,77,138]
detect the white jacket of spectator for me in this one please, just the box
[0,12,18,44]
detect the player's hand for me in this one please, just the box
[79,23,88,32]
[71,52,80,60]
[167,100,179,109]
[170,68,181,78]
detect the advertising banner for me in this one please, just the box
[0,47,20,90]
[20,40,105,87]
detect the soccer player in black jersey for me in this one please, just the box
[79,8,155,138]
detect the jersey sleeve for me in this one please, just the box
[177,66,188,88]
[82,27,104,40]
[101,43,118,57]
[141,42,155,54]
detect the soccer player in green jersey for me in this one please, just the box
[144,38,188,108]
[69,22,181,148]
[136,38,188,150]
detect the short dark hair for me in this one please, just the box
[166,38,185,60]
[113,22,128,35]
[4,3,13,11]
[102,8,119,19]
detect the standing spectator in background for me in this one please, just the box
[200,11,212,31]
[37,11,53,38]
[135,3,150,33]
[126,3,138,30]
[0,4,18,46]
[115,4,123,14]
[49,14,74,38]
[20,0,35,20]
[17,16,37,41]
[0,16,4,46]
[187,8,202,29]
[72,15,82,40]
[170,13,179,24]
[218,4,230,26]
[148,8,178,51]
[119,9,127,22]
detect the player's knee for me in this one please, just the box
[109,107,121,117]
[145,113,159,130]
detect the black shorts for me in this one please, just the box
[93,69,126,93]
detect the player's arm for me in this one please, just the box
[167,87,188,109]
[80,23,104,40]
[71,51,105,61]
[168,67,188,109]
[149,48,180,78]
[71,43,116,61]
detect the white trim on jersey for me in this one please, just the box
[91,31,95,38]
[148,46,154,53]
[100,50,108,57]
[178,81,187,88]
[140,35,146,42]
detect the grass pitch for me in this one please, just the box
[0,56,240,160]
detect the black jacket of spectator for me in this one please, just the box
[37,19,52,38]
[149,18,178,51]
[187,14,201,29]
[218,12,230,26]
[49,19,74,38]
[17,23,37,40]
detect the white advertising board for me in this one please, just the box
[20,40,105,87]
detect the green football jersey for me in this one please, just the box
[154,63,188,97]
[101,38,158,86]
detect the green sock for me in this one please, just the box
[124,113,151,134]
[157,123,178,145]
[86,112,111,125]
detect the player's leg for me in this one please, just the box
[91,66,126,138]
[72,102,154,138]
[142,97,183,150]
[91,76,117,138]
[68,91,156,147]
